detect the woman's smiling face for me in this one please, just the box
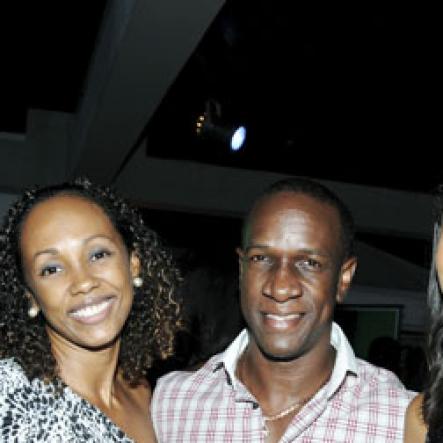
[20,193,140,350]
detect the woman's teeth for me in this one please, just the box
[70,299,111,318]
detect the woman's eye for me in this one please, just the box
[40,265,62,277]
[90,249,111,262]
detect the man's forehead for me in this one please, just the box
[243,191,342,247]
[252,192,339,222]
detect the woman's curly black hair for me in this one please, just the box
[424,187,443,429]
[0,177,182,386]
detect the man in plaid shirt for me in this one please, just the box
[152,178,414,442]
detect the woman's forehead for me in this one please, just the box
[20,194,118,248]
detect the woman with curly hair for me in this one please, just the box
[0,178,182,442]
[404,190,443,443]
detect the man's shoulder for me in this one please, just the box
[153,353,224,399]
[356,358,405,385]
[354,357,415,401]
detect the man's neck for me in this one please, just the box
[236,337,336,412]
[235,336,336,443]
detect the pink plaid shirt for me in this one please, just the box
[152,323,414,442]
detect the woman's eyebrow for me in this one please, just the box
[83,234,113,244]
[33,248,58,261]
[32,234,114,261]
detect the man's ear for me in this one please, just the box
[236,247,245,278]
[130,251,141,278]
[336,256,357,304]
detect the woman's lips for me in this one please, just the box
[69,297,115,324]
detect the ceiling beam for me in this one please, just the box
[69,0,225,182]
[116,151,434,240]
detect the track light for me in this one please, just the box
[195,100,246,151]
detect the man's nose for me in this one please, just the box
[263,262,302,301]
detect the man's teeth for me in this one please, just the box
[266,314,301,320]
[70,300,111,318]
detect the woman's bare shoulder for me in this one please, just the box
[404,393,427,443]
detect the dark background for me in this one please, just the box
[0,1,437,278]
[1,0,434,388]
[1,2,439,192]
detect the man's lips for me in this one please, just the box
[262,312,304,329]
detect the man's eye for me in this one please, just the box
[250,254,269,263]
[90,249,111,262]
[40,265,62,277]
[300,258,322,270]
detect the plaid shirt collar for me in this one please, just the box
[213,322,358,399]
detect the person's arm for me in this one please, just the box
[404,393,427,443]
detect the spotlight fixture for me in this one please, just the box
[195,100,246,151]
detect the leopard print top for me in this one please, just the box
[0,359,134,442]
